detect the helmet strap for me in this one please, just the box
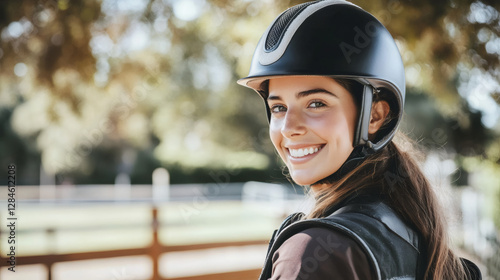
[311,144,375,186]
[353,84,374,148]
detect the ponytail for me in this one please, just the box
[306,133,470,279]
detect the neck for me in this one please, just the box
[309,182,331,195]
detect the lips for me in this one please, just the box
[287,145,324,158]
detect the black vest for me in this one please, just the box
[259,200,424,280]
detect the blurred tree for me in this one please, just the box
[0,108,40,184]
[0,0,499,186]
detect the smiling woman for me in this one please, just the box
[237,0,481,280]
[267,76,360,187]
[267,76,391,189]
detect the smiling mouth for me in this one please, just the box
[287,145,324,158]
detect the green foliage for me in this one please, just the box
[402,87,494,156]
[0,0,499,186]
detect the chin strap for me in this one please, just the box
[312,144,375,186]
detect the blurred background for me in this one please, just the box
[0,0,499,279]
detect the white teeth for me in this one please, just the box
[298,149,304,157]
[289,146,321,158]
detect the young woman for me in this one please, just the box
[238,1,482,279]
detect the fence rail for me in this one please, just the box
[0,207,267,280]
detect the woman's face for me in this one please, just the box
[267,76,358,186]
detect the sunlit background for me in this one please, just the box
[0,0,499,279]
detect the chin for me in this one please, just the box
[289,167,341,186]
[290,172,324,186]
[291,178,314,186]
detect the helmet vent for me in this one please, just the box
[265,1,317,51]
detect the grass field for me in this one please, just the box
[0,200,286,256]
[0,200,290,279]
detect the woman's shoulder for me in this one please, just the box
[270,227,374,280]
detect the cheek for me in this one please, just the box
[310,112,353,144]
[269,121,283,152]
[343,100,359,141]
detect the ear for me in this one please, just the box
[368,100,390,135]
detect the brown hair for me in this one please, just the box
[305,132,470,279]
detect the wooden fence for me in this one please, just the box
[0,207,266,280]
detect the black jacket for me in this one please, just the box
[259,198,482,280]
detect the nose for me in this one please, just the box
[281,107,307,138]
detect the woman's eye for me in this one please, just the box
[270,105,286,113]
[309,101,326,108]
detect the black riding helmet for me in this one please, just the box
[238,0,405,182]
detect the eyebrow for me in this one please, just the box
[267,88,337,101]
